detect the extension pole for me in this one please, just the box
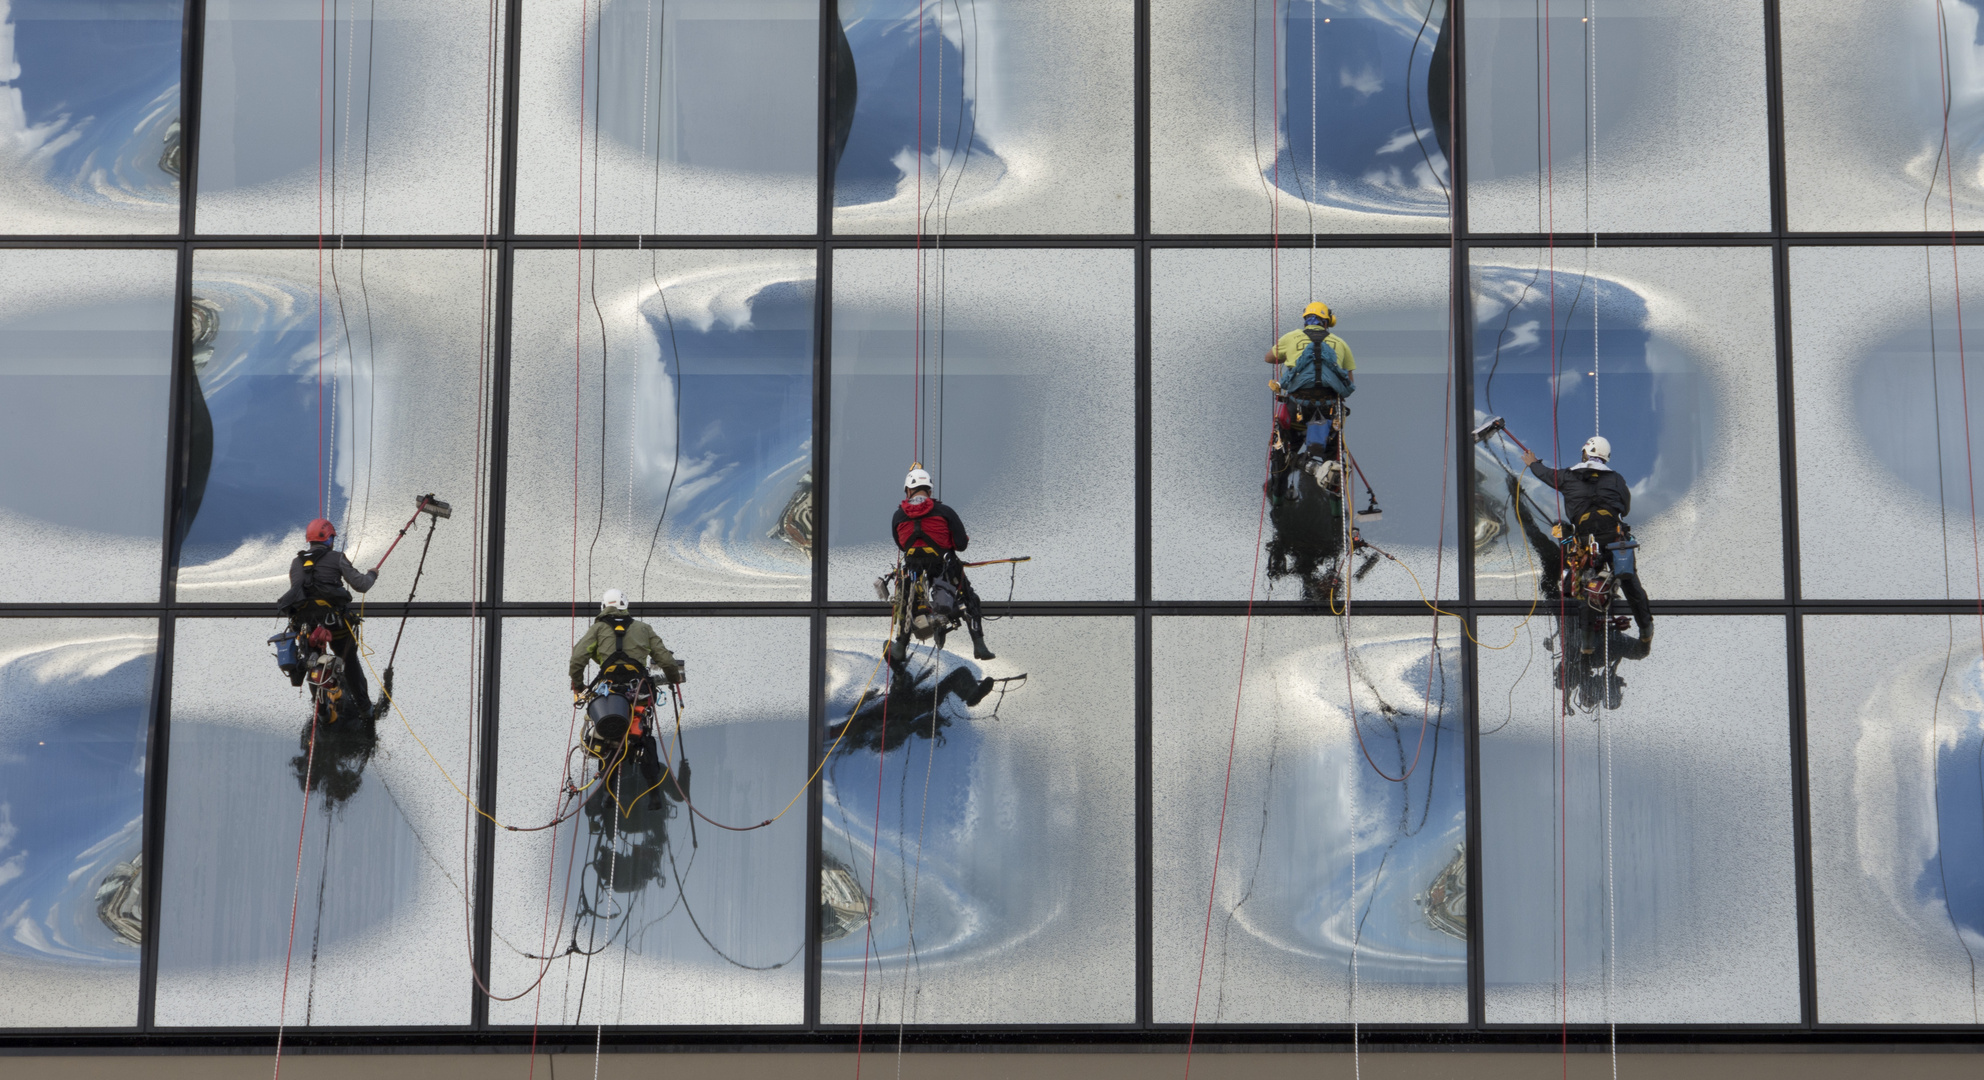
[367,494,450,576]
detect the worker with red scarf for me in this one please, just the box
[891,466,994,661]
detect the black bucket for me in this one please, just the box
[587,694,632,739]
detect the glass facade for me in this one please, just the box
[7,0,1984,1048]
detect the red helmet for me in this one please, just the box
[305,518,337,542]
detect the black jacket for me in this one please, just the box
[285,542,378,607]
[1527,460,1631,526]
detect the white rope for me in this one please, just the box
[1310,0,1318,296]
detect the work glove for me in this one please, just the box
[571,687,586,704]
[1268,380,1282,394]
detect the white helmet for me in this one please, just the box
[1581,435,1612,462]
[903,466,933,492]
[600,588,629,613]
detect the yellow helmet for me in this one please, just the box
[1303,301,1334,326]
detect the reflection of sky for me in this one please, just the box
[1274,0,1449,220]
[0,0,181,218]
[1473,263,1706,523]
[178,274,353,571]
[835,0,996,210]
[1854,325,1984,512]
[0,629,153,969]
[1926,668,1984,941]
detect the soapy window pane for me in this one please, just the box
[504,249,813,604]
[0,249,174,604]
[1470,246,1782,601]
[827,247,1133,601]
[1463,0,1769,233]
[1151,247,1458,602]
[1151,0,1452,235]
[488,617,808,1026]
[1782,0,1984,232]
[514,0,816,235]
[156,617,480,1026]
[1476,614,1798,1023]
[833,0,1133,235]
[0,619,155,1029]
[0,0,184,234]
[1805,614,1984,1023]
[195,0,506,235]
[820,616,1134,1024]
[174,249,494,604]
[1791,245,1984,600]
[1150,615,1466,1023]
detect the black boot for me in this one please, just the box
[970,627,995,661]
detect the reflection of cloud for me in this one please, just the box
[0,851,22,889]
[1340,64,1382,99]
[1376,126,1431,155]
[173,532,303,598]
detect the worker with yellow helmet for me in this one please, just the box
[1263,301,1356,502]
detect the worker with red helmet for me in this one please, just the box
[280,517,381,718]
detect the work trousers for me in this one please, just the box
[1575,518,1653,631]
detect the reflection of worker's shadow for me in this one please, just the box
[290,711,380,810]
[827,661,994,756]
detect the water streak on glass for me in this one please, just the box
[1151,616,1466,1024]
[1151,247,1457,602]
[156,618,478,1026]
[1470,247,1782,602]
[1463,0,1769,233]
[1477,614,1798,1023]
[1151,0,1451,235]
[515,0,817,235]
[197,0,508,235]
[1783,0,1984,231]
[833,0,1134,234]
[0,619,155,1029]
[488,617,807,1026]
[0,0,183,233]
[174,249,493,604]
[819,617,1134,1024]
[505,249,813,603]
[1805,614,1984,1023]
[1791,245,1984,599]
[827,247,1134,601]
[0,249,175,603]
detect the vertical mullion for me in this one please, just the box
[807,0,835,1031]
[179,0,207,241]
[136,608,177,1031]
[1133,0,1153,1026]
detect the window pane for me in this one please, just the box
[1470,246,1782,601]
[0,249,174,603]
[195,0,506,235]
[1463,0,1769,233]
[1782,0,1984,232]
[833,0,1133,235]
[1806,614,1984,1023]
[1152,0,1452,235]
[0,0,184,233]
[156,617,480,1026]
[488,616,808,1025]
[827,247,1133,601]
[820,616,1134,1024]
[0,619,155,1029]
[1151,615,1466,1024]
[1477,614,1798,1023]
[515,0,816,236]
[1791,245,1984,600]
[174,248,494,604]
[1152,247,1458,601]
[504,249,813,604]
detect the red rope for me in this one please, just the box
[315,0,326,520]
[270,705,321,1079]
[914,3,925,462]
[852,660,896,1078]
[1935,0,1984,737]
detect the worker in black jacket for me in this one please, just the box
[1523,436,1652,645]
[278,517,380,717]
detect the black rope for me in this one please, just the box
[379,513,440,692]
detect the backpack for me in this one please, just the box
[1282,329,1354,399]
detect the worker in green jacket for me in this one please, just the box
[570,589,684,812]
[569,589,682,693]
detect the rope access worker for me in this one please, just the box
[1265,301,1356,500]
[279,518,379,718]
[570,589,684,811]
[892,467,995,662]
[1521,437,1654,647]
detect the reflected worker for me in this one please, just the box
[892,467,994,662]
[1266,300,1355,500]
[278,518,379,718]
[1522,436,1654,647]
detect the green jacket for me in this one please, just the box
[569,615,679,689]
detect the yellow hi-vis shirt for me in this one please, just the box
[1272,328,1355,372]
